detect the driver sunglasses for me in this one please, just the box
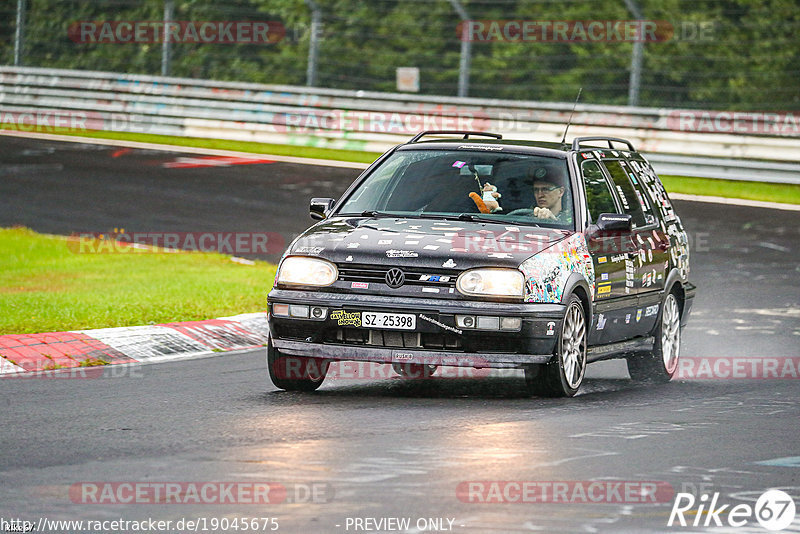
[533,186,560,194]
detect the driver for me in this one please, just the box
[529,168,570,222]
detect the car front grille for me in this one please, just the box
[274,325,519,354]
[337,264,458,289]
[324,328,463,350]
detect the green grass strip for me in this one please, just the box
[0,227,276,335]
[660,175,800,205]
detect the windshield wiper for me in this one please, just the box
[406,213,500,223]
[359,210,394,218]
[456,213,505,223]
[356,211,538,227]
[457,213,542,227]
[358,210,434,219]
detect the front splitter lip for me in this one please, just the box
[271,338,554,368]
[267,288,566,316]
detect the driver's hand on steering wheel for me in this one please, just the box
[533,206,556,220]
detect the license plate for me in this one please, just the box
[362,312,416,330]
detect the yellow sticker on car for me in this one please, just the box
[330,310,362,327]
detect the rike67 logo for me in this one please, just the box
[668,489,796,531]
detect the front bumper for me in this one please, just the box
[267,289,565,368]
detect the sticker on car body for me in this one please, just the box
[330,310,362,327]
[386,249,418,258]
[419,314,462,335]
[520,233,595,303]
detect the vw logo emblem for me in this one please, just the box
[385,268,405,289]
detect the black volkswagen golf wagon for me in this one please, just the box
[267,131,696,397]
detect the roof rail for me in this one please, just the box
[571,136,635,151]
[408,130,503,143]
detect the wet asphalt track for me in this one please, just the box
[1,136,799,533]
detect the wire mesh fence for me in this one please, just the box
[1,0,798,111]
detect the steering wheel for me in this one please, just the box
[506,208,536,217]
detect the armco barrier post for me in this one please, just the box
[161,0,175,77]
[448,0,471,98]
[624,0,644,106]
[14,0,26,66]
[305,0,322,87]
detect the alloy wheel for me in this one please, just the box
[561,301,587,389]
[661,293,681,374]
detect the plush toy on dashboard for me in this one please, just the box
[469,182,502,213]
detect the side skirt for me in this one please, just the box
[587,336,655,363]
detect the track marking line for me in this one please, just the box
[163,155,275,168]
[0,130,370,170]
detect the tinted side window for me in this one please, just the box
[603,160,647,229]
[581,161,617,223]
[628,159,675,224]
[619,160,658,226]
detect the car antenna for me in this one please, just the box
[559,87,583,146]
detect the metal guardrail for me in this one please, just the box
[646,154,800,185]
[1,66,799,184]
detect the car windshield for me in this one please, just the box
[337,149,573,228]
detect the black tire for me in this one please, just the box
[267,339,329,392]
[392,362,438,379]
[525,295,587,397]
[627,290,682,383]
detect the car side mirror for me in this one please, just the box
[590,213,632,234]
[310,198,335,220]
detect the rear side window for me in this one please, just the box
[628,159,677,224]
[581,161,617,223]
[602,160,647,229]
[618,159,658,226]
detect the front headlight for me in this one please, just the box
[277,256,338,287]
[456,268,525,298]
